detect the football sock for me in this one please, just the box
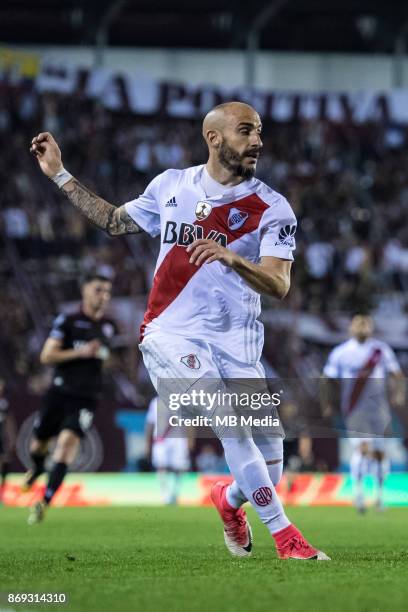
[226,481,246,509]
[169,472,182,504]
[1,460,9,488]
[227,447,284,509]
[43,462,68,505]
[157,470,172,504]
[266,459,284,486]
[373,458,389,506]
[350,450,369,508]
[221,437,290,534]
[29,450,46,484]
[227,461,284,508]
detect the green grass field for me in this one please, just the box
[0,505,407,612]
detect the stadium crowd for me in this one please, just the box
[2,83,408,390]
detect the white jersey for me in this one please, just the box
[125,164,296,364]
[323,337,400,434]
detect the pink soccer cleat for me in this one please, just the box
[211,481,253,557]
[273,524,330,560]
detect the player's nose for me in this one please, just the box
[249,133,262,149]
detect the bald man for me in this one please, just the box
[30,102,329,560]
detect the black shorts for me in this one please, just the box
[0,423,4,455]
[33,389,97,440]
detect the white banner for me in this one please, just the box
[10,62,408,123]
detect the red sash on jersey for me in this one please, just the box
[344,348,382,417]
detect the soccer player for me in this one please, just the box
[323,315,405,512]
[0,379,16,504]
[145,396,191,505]
[30,102,329,559]
[284,436,315,495]
[23,273,116,524]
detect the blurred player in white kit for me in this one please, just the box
[323,315,405,512]
[31,101,330,560]
[145,396,190,505]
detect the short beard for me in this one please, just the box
[218,140,256,179]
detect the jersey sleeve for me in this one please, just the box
[48,313,68,342]
[124,174,162,237]
[382,344,401,374]
[323,348,341,378]
[258,196,297,260]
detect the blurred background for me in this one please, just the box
[2,0,408,504]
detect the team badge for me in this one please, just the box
[252,486,272,506]
[180,354,201,370]
[195,201,212,220]
[228,208,248,231]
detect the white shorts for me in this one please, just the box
[152,437,190,471]
[140,330,266,383]
[139,330,284,447]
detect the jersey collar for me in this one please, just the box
[194,164,259,202]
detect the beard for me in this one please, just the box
[218,139,258,179]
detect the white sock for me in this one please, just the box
[157,470,172,504]
[226,481,246,508]
[373,458,389,505]
[227,443,284,508]
[170,472,182,504]
[350,451,369,507]
[221,437,290,534]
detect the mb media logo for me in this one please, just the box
[276,224,296,247]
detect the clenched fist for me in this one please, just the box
[30,132,63,178]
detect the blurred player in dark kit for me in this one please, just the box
[0,379,16,504]
[23,274,116,524]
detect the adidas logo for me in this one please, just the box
[165,196,177,207]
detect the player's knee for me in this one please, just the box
[360,441,370,456]
[53,430,80,463]
[372,450,384,462]
[30,437,47,455]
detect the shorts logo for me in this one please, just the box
[252,486,273,506]
[79,408,94,431]
[181,354,201,370]
[228,208,248,231]
[275,224,296,247]
[195,201,212,220]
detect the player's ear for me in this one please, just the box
[207,129,221,149]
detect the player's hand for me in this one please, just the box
[187,239,237,267]
[30,132,63,178]
[76,340,102,359]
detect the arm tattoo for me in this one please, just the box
[110,206,143,236]
[62,179,141,236]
